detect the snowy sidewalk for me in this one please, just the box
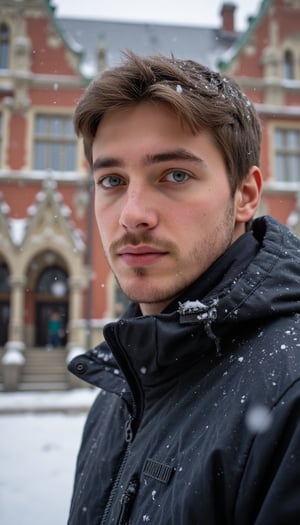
[0,388,99,414]
[0,389,101,525]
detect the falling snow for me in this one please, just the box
[245,404,273,434]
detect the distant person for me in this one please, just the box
[47,310,63,348]
[67,52,300,524]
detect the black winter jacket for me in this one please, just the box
[68,216,300,525]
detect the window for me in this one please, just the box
[283,50,294,80]
[34,114,76,171]
[0,23,9,69]
[274,129,300,183]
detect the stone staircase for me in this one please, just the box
[0,348,72,391]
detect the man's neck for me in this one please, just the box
[139,300,175,316]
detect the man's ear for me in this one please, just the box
[235,166,263,224]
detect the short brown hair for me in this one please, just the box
[74,51,261,193]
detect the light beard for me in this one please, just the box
[104,201,237,309]
[107,232,181,306]
[113,270,184,309]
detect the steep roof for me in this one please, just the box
[57,18,239,78]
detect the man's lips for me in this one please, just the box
[116,245,168,266]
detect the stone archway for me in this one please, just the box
[0,178,88,352]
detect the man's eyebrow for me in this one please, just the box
[92,149,204,171]
[143,149,204,165]
[93,157,124,171]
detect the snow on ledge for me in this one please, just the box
[2,350,25,366]
[9,218,28,246]
[0,388,99,414]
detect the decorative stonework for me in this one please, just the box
[47,24,63,49]
[285,0,300,9]
[13,36,31,70]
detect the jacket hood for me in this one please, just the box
[69,216,300,392]
[201,215,300,326]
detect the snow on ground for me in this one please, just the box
[0,389,99,525]
[0,388,99,413]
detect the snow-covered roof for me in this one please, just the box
[58,18,239,77]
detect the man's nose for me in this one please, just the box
[119,187,158,231]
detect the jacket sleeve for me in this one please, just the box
[234,379,300,525]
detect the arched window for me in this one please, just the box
[0,23,10,69]
[283,50,294,80]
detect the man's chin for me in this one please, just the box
[119,283,179,309]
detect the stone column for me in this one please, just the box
[68,276,83,346]
[8,275,26,344]
[3,275,26,391]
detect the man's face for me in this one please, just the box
[92,102,244,315]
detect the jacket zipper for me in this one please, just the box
[99,324,144,525]
[99,414,135,525]
[124,416,134,443]
[116,477,139,525]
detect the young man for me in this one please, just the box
[68,53,300,525]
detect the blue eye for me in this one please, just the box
[101,175,123,188]
[165,170,189,183]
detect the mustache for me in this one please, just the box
[110,232,177,253]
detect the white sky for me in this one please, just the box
[54,0,262,31]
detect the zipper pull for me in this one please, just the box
[117,477,139,525]
[125,416,133,443]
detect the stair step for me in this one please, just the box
[23,367,66,370]
[21,374,67,380]
[0,347,72,391]
[18,382,69,391]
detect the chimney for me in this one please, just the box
[220,3,236,33]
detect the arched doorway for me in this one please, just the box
[35,266,69,347]
[0,262,10,346]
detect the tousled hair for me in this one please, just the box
[74,51,261,193]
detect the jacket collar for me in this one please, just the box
[69,216,300,396]
[69,221,260,392]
